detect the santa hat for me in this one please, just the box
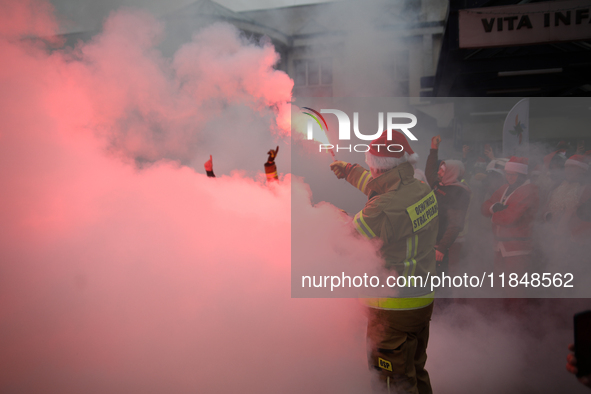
[504,156,528,175]
[565,155,590,171]
[486,157,509,174]
[365,130,418,170]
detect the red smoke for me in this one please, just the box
[0,2,372,392]
[9,5,294,169]
[0,0,57,37]
[2,3,586,394]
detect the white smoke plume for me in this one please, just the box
[42,7,293,174]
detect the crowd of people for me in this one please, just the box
[202,133,590,392]
[328,131,591,393]
[454,139,591,284]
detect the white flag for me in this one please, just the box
[502,98,529,157]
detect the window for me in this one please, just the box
[320,58,333,85]
[293,58,333,86]
[394,51,409,96]
[294,60,306,86]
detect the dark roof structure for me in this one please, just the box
[428,0,591,97]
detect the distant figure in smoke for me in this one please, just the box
[204,155,215,178]
[535,146,567,207]
[460,144,484,179]
[465,157,493,206]
[543,155,590,231]
[483,157,509,201]
[467,144,508,203]
[461,144,471,164]
[481,157,539,280]
[264,146,279,182]
[543,155,591,253]
[567,343,591,389]
[484,142,495,162]
[576,196,591,223]
[330,130,438,394]
[425,135,471,277]
[576,153,591,223]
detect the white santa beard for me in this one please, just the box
[548,181,584,213]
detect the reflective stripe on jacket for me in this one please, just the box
[346,162,439,305]
[264,162,278,182]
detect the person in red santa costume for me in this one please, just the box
[481,157,540,279]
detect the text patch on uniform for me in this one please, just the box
[378,357,393,371]
[406,191,438,232]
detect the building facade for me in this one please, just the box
[163,0,448,98]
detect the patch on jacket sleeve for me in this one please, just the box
[377,357,393,371]
[406,191,438,232]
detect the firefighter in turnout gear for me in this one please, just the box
[330,130,438,394]
[264,146,279,182]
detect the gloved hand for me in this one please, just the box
[435,249,445,262]
[267,146,279,164]
[204,155,213,172]
[491,202,507,213]
[330,161,350,179]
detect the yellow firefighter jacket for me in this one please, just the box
[346,161,439,309]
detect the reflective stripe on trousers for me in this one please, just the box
[363,292,435,310]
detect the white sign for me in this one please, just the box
[503,98,529,157]
[459,0,591,48]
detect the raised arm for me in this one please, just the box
[425,136,441,188]
[330,161,373,196]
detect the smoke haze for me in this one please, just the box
[0,1,589,393]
